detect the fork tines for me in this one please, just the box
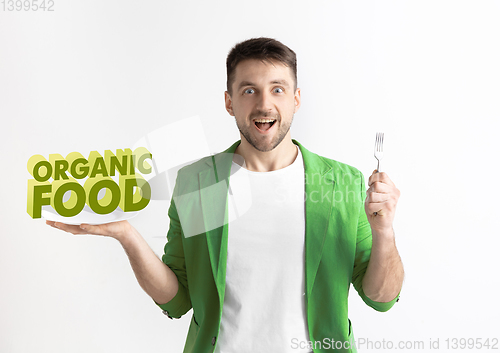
[374,132,384,173]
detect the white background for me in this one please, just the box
[1,1,499,352]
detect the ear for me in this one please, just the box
[294,88,301,113]
[225,91,234,116]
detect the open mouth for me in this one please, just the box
[253,119,276,132]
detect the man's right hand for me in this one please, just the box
[46,220,132,242]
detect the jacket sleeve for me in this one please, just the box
[154,173,193,318]
[351,172,400,312]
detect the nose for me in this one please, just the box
[256,91,274,112]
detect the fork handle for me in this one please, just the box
[374,166,380,215]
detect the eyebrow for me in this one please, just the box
[237,79,291,90]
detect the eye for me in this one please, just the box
[273,87,284,93]
[244,88,255,94]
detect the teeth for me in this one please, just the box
[254,119,275,123]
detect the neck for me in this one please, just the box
[234,135,298,172]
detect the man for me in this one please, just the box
[48,38,404,353]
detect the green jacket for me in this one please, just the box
[156,139,399,353]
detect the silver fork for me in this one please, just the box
[373,132,384,215]
[374,132,384,173]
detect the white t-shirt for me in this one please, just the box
[215,146,311,353]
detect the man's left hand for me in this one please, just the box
[365,170,400,235]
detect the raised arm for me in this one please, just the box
[362,170,404,302]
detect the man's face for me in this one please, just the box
[225,59,301,152]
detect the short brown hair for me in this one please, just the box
[226,37,297,95]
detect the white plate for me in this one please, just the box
[41,205,138,225]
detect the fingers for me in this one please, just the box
[46,220,89,235]
[365,175,400,216]
[45,219,129,239]
[365,191,398,213]
[365,191,394,214]
[366,181,392,194]
[366,191,390,204]
[79,224,105,235]
[366,184,399,202]
[368,171,395,188]
[45,220,100,236]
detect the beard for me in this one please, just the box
[235,110,294,152]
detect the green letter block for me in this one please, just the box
[67,152,89,179]
[88,151,109,178]
[28,154,53,182]
[105,149,132,177]
[27,180,52,219]
[52,181,86,217]
[49,154,69,180]
[85,177,121,214]
[133,147,153,175]
[119,175,151,212]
